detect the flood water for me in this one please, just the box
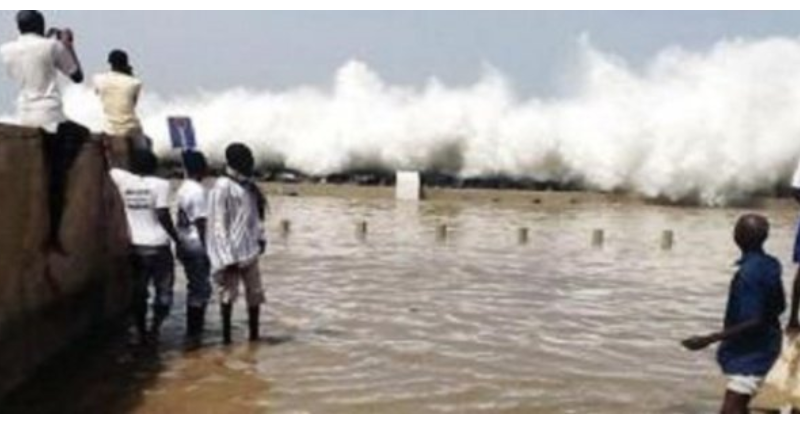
[3,195,798,413]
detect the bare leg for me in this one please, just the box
[720,390,752,414]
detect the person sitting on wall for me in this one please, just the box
[110,149,181,346]
[207,143,268,345]
[94,49,152,152]
[682,214,786,413]
[1,10,87,254]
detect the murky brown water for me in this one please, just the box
[3,195,798,413]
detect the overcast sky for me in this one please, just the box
[2,11,800,112]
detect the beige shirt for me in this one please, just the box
[1,34,79,132]
[93,71,142,137]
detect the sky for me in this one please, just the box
[2,11,800,111]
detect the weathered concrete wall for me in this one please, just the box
[0,124,132,398]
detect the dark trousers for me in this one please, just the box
[130,245,175,330]
[42,121,90,247]
[177,248,212,309]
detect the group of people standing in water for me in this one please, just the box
[110,144,268,347]
[1,10,269,347]
[3,9,800,414]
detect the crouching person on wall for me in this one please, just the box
[207,143,268,345]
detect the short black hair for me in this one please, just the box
[17,10,45,35]
[225,143,255,177]
[129,149,158,176]
[734,214,769,252]
[182,150,208,178]
[108,49,132,73]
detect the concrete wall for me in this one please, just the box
[0,124,132,398]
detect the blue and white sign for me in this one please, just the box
[168,117,197,150]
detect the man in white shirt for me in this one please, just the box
[110,149,181,345]
[94,49,149,150]
[1,10,86,253]
[176,151,212,344]
[207,143,268,345]
[1,10,83,131]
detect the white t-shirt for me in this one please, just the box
[0,34,79,132]
[177,179,208,253]
[110,168,172,247]
[93,71,142,137]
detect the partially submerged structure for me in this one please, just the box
[395,171,422,201]
[0,124,131,398]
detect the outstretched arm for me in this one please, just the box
[682,318,762,351]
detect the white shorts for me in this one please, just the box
[727,375,764,396]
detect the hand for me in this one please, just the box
[682,335,714,351]
[59,29,75,48]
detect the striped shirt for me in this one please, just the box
[206,176,266,273]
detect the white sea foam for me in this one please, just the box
[10,36,800,205]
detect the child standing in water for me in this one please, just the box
[207,143,268,345]
[683,214,786,414]
[176,151,212,344]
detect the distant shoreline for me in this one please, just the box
[258,181,797,210]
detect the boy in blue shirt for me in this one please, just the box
[683,214,786,414]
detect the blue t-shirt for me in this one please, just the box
[717,250,786,376]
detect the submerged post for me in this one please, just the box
[280,219,291,239]
[661,230,674,251]
[357,220,368,241]
[437,224,448,243]
[592,229,604,248]
[518,228,529,245]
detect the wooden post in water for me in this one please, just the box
[437,224,448,243]
[592,229,604,248]
[518,228,530,245]
[356,220,368,241]
[661,230,674,251]
[280,219,291,239]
